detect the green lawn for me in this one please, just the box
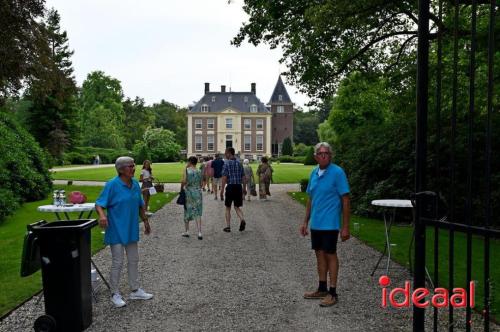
[51,162,315,184]
[0,185,176,318]
[288,192,499,319]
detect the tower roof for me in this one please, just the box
[268,76,292,104]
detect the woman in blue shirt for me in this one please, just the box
[95,156,153,308]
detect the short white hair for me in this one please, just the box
[243,159,249,165]
[115,156,134,174]
[314,142,332,155]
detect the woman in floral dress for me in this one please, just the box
[181,156,203,239]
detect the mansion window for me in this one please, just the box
[201,104,209,112]
[195,136,202,151]
[244,135,251,151]
[212,96,216,102]
[278,94,283,101]
[250,104,257,113]
[244,119,251,129]
[244,96,248,103]
[195,119,202,129]
[226,118,233,129]
[228,95,232,102]
[207,119,214,129]
[207,135,214,151]
[277,106,284,113]
[256,135,263,151]
[256,119,263,129]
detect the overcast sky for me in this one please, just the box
[44,0,310,109]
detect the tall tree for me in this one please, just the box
[24,8,79,161]
[79,71,125,148]
[0,0,46,101]
[293,110,320,145]
[149,100,187,148]
[281,137,293,156]
[123,97,155,149]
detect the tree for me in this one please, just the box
[0,0,45,101]
[79,71,125,148]
[303,146,316,165]
[281,137,293,156]
[136,127,181,162]
[149,100,187,148]
[24,8,79,161]
[123,97,155,149]
[294,110,320,145]
[232,0,491,101]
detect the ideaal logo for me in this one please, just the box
[379,275,475,308]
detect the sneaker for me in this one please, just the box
[223,226,231,233]
[303,290,328,299]
[239,220,246,231]
[130,288,153,300]
[181,232,190,238]
[111,293,126,308]
[319,294,338,307]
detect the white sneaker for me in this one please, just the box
[111,293,126,308]
[130,288,153,300]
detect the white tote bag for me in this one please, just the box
[148,186,157,195]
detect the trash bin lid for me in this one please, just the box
[32,219,97,234]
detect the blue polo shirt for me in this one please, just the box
[96,176,144,245]
[306,163,350,230]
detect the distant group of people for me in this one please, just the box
[94,142,351,310]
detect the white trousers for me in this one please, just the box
[109,242,140,294]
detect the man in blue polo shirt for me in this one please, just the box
[299,142,350,307]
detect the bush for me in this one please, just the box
[61,147,131,166]
[300,178,309,192]
[0,111,52,222]
[293,143,309,156]
[304,146,317,165]
[281,137,293,156]
[278,155,305,163]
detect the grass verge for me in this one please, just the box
[0,185,176,318]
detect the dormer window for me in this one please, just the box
[228,95,232,103]
[212,96,216,102]
[201,104,209,112]
[278,94,283,101]
[244,96,248,103]
[250,104,257,113]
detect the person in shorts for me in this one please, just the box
[212,153,224,200]
[299,142,350,307]
[220,147,246,232]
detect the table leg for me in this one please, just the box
[91,259,110,290]
[64,212,71,220]
[55,212,63,220]
[371,209,396,276]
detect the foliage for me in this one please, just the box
[149,100,188,148]
[277,155,304,163]
[293,143,309,156]
[0,0,45,100]
[303,146,317,165]
[0,111,52,222]
[135,127,181,162]
[133,142,152,165]
[63,146,130,165]
[281,137,293,156]
[293,110,320,145]
[24,9,79,162]
[79,71,125,148]
[123,97,155,149]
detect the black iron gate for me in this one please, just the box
[414,0,498,331]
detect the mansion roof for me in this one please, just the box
[189,92,269,114]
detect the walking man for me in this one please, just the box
[212,153,224,200]
[299,142,350,307]
[220,147,247,232]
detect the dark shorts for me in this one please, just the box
[311,229,339,254]
[225,184,243,208]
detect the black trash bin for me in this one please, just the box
[30,219,97,332]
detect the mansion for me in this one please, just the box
[187,76,294,159]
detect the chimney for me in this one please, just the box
[204,82,210,94]
[221,85,226,93]
[251,83,256,94]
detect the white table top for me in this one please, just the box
[371,199,413,208]
[37,202,95,213]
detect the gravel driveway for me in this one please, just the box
[1,185,496,331]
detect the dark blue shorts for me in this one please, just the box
[311,229,339,254]
[225,184,243,208]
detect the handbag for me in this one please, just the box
[176,189,186,205]
[149,186,157,195]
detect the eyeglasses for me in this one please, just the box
[315,152,330,158]
[125,165,136,168]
